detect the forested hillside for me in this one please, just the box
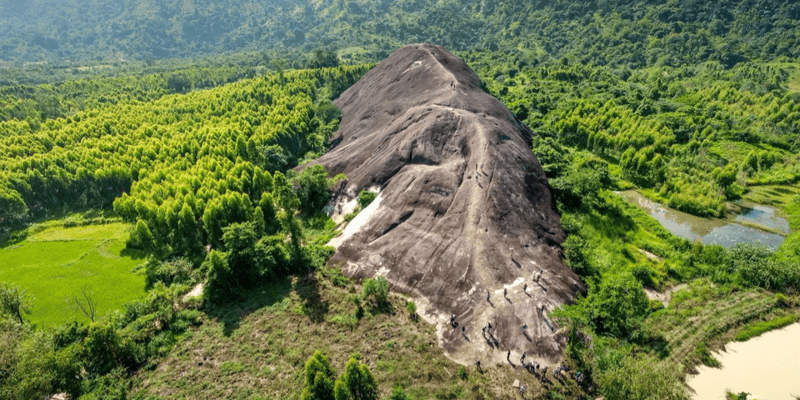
[0,65,368,231]
[467,53,800,216]
[2,0,799,68]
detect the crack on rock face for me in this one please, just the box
[307,43,585,367]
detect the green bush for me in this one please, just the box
[631,264,655,288]
[386,386,410,400]
[0,281,34,324]
[295,165,335,215]
[730,244,800,292]
[563,235,596,278]
[586,274,650,338]
[145,258,197,289]
[357,191,376,209]
[361,276,390,310]
[406,301,417,321]
[80,368,129,400]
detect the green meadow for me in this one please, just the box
[0,222,147,327]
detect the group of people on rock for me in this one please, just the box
[449,268,594,394]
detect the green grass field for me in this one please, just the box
[0,222,147,326]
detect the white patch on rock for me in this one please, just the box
[328,192,383,249]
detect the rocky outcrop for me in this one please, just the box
[313,44,584,365]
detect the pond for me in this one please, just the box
[615,191,788,250]
[686,322,800,399]
[732,202,791,235]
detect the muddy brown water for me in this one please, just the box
[615,190,788,250]
[686,322,800,399]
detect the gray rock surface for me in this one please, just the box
[313,44,584,365]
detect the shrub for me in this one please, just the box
[295,165,335,215]
[357,191,376,209]
[386,386,410,400]
[0,282,34,324]
[730,243,800,292]
[361,276,390,310]
[145,257,196,288]
[631,264,655,287]
[563,235,596,278]
[406,301,417,321]
[586,274,650,338]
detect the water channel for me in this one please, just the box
[686,322,800,399]
[615,190,788,250]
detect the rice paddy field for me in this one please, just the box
[0,221,147,326]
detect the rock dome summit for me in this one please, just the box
[314,44,585,365]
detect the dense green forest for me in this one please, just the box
[1,0,800,399]
[2,0,800,68]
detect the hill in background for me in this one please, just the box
[1,0,799,69]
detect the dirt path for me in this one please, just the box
[644,283,687,307]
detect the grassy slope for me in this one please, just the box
[133,268,587,400]
[645,280,781,369]
[0,222,146,326]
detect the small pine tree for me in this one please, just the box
[335,358,378,400]
[301,351,337,400]
[334,379,353,400]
